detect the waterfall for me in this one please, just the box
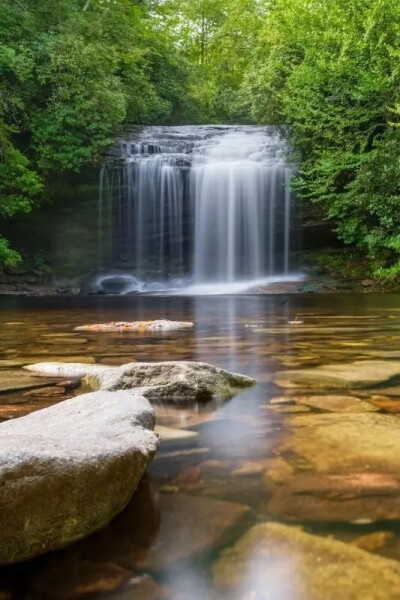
[96,126,299,294]
[192,130,294,282]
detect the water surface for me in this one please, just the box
[1,294,400,599]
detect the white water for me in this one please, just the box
[192,130,294,282]
[97,126,300,294]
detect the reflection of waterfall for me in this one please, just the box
[96,125,299,293]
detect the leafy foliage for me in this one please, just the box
[1,0,399,278]
[0,0,190,268]
[243,0,400,278]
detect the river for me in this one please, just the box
[1,293,400,598]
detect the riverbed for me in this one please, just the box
[1,293,400,599]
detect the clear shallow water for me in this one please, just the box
[1,294,400,599]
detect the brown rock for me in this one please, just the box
[173,465,202,487]
[57,379,80,390]
[29,560,131,599]
[295,394,378,413]
[0,370,60,394]
[232,461,266,477]
[368,387,400,397]
[42,338,88,345]
[275,360,400,390]
[280,412,400,474]
[370,396,400,413]
[0,360,26,368]
[269,396,295,405]
[23,386,66,398]
[266,412,400,522]
[141,494,249,570]
[213,522,400,599]
[269,404,311,414]
[268,472,400,522]
[351,531,396,553]
[263,457,294,485]
[18,356,96,365]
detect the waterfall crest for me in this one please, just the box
[96,126,299,294]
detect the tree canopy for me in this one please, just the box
[0,0,399,278]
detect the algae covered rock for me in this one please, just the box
[213,522,400,599]
[0,391,159,565]
[26,361,255,402]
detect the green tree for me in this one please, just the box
[243,0,400,277]
[0,0,193,268]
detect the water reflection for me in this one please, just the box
[0,294,400,599]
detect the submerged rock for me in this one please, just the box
[0,369,59,394]
[294,394,378,412]
[370,395,400,413]
[0,360,26,368]
[74,320,193,333]
[277,412,400,474]
[213,522,400,599]
[268,472,400,522]
[275,360,400,390]
[25,361,255,402]
[351,531,396,553]
[141,493,250,570]
[0,391,159,564]
[155,425,199,441]
[266,412,400,522]
[29,559,131,599]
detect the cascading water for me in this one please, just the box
[192,130,294,283]
[95,126,301,294]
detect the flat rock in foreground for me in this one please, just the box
[74,320,193,333]
[26,361,256,401]
[213,522,400,599]
[0,391,159,565]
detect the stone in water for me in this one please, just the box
[74,320,193,333]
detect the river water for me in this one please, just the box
[1,294,400,599]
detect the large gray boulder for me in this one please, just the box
[25,361,255,402]
[0,391,159,565]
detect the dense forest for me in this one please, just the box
[0,0,399,281]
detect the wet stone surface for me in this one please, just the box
[0,294,400,599]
